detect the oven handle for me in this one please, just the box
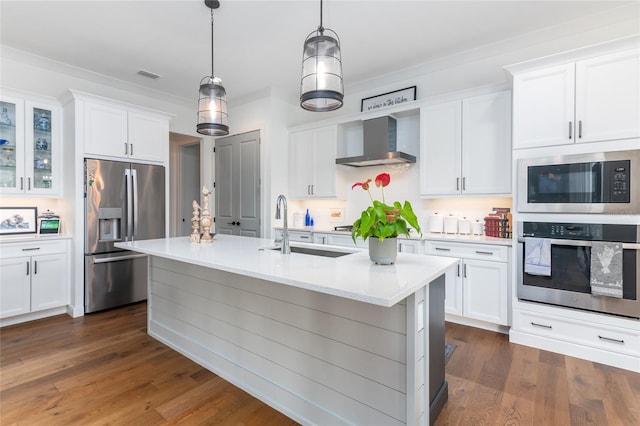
[517,237,640,250]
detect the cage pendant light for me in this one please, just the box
[197,0,229,136]
[300,0,344,112]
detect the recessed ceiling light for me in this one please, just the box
[137,69,162,80]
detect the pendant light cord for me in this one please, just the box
[319,0,324,32]
[210,7,215,78]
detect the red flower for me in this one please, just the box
[375,173,390,188]
[352,178,372,190]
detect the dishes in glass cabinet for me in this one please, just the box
[35,138,48,150]
[34,156,49,170]
[0,107,12,126]
[34,111,51,131]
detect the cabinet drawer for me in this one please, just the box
[0,240,67,259]
[514,309,640,357]
[328,233,366,248]
[424,240,508,262]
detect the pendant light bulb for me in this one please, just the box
[300,0,344,112]
[197,0,229,136]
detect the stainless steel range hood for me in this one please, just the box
[335,116,416,167]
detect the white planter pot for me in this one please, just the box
[368,237,397,265]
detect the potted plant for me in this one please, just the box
[351,173,422,264]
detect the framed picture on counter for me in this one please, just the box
[361,86,416,112]
[0,207,37,235]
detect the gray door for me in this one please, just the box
[179,144,201,236]
[215,130,260,237]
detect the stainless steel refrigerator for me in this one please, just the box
[84,158,165,313]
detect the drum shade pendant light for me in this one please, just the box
[197,0,229,136]
[300,0,344,112]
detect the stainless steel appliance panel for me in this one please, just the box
[85,252,148,313]
[84,158,166,313]
[85,159,129,254]
[517,221,640,319]
[517,149,640,214]
[129,163,165,241]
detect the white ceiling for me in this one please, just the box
[0,1,637,106]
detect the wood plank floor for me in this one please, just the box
[1,302,639,425]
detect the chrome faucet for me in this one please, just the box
[275,194,290,254]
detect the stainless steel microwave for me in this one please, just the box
[517,149,640,214]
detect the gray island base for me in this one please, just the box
[117,235,458,425]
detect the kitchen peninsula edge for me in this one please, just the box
[116,235,458,425]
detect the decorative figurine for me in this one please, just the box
[200,186,213,243]
[190,200,201,243]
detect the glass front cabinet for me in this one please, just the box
[0,94,61,196]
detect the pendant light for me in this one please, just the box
[300,0,344,112]
[197,0,229,136]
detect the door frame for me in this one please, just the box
[169,132,202,237]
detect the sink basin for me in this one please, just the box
[263,245,353,258]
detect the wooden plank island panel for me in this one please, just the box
[148,256,441,425]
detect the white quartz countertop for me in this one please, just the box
[116,235,458,307]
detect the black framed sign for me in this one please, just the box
[361,86,416,112]
[0,207,37,235]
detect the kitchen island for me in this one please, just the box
[116,235,458,425]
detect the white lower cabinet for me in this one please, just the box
[425,240,510,327]
[511,305,640,372]
[397,239,422,254]
[0,240,68,319]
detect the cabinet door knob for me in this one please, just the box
[34,260,38,274]
[568,121,572,139]
[125,143,128,155]
[26,261,30,276]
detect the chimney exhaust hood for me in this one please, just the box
[335,116,416,167]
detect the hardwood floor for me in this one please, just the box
[1,303,638,425]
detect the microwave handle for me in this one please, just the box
[518,237,640,250]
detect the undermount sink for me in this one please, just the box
[262,245,354,258]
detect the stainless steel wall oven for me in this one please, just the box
[517,221,640,319]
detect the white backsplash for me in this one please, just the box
[286,163,512,233]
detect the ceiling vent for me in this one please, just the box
[137,69,162,80]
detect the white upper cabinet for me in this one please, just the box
[575,49,640,143]
[512,48,639,149]
[420,90,511,196]
[289,125,337,199]
[83,100,169,163]
[0,93,62,197]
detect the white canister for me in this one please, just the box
[458,218,471,234]
[444,215,458,234]
[472,220,483,235]
[428,214,444,233]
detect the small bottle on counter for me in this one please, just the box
[305,209,310,226]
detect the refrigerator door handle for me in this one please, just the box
[91,253,148,264]
[125,168,133,241]
[132,168,138,241]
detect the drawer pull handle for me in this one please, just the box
[475,250,493,255]
[22,247,41,251]
[435,247,450,252]
[531,322,552,329]
[598,335,624,344]
[300,235,310,239]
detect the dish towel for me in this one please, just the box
[590,241,623,298]
[524,237,551,276]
